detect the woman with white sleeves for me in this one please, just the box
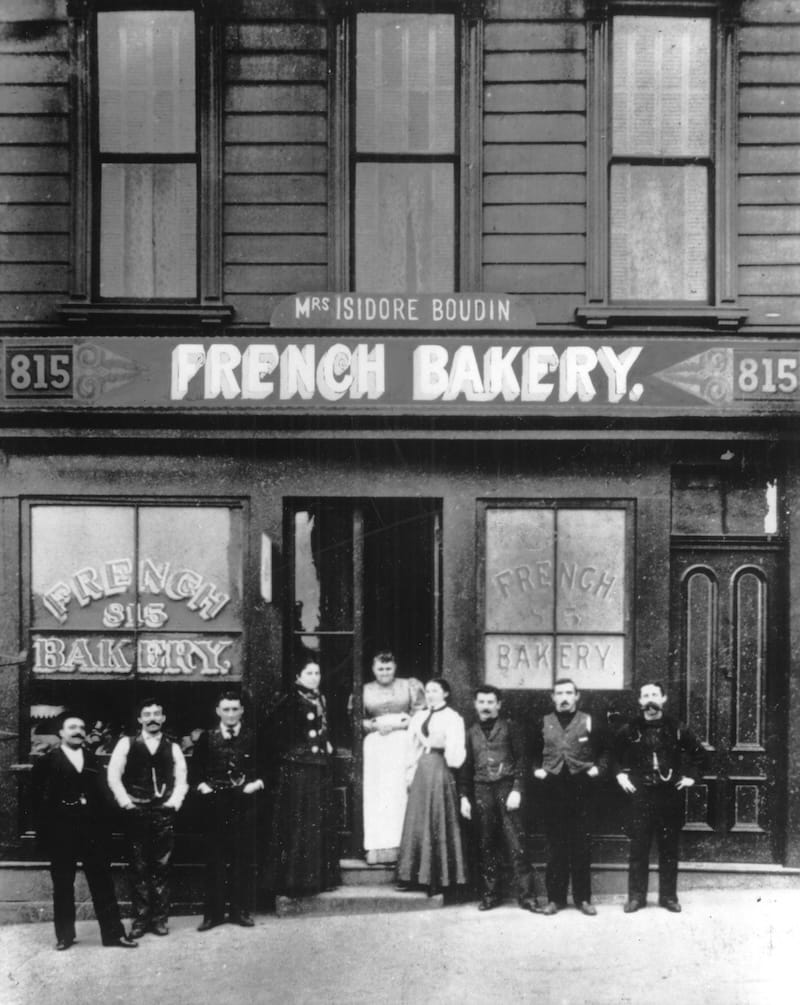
[396,678,467,897]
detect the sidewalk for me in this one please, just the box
[2,890,796,1005]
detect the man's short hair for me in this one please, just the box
[639,680,666,696]
[56,710,85,731]
[474,685,502,701]
[136,697,163,717]
[553,677,578,691]
[216,688,243,706]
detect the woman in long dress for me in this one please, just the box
[265,659,340,897]
[362,651,425,865]
[396,678,467,896]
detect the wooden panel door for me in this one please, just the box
[670,544,785,863]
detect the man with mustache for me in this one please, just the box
[459,685,541,912]
[107,698,188,937]
[615,681,706,913]
[532,678,609,916]
[32,713,138,951]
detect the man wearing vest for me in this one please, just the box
[615,681,706,914]
[108,698,188,938]
[532,678,608,916]
[192,689,265,930]
[460,685,541,912]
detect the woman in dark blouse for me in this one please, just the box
[265,659,340,898]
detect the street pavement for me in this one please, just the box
[1,890,796,1005]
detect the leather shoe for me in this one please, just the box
[542,901,559,916]
[103,935,138,948]
[55,938,73,951]
[478,896,501,911]
[578,902,597,916]
[230,912,255,927]
[150,921,169,936]
[519,897,542,913]
[197,917,223,932]
[660,898,682,913]
[129,924,147,939]
[623,899,643,913]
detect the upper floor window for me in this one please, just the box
[97,9,197,298]
[330,1,483,292]
[354,12,456,292]
[610,14,710,302]
[578,1,746,330]
[61,1,230,323]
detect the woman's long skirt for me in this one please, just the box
[266,760,340,896]
[363,729,408,862]
[396,751,467,889]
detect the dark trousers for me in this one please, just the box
[473,779,534,901]
[627,785,683,902]
[201,790,257,920]
[49,811,125,944]
[125,805,175,927]
[542,769,594,906]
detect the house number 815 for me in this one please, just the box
[737,355,799,395]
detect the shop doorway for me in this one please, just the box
[289,498,441,858]
[670,544,785,863]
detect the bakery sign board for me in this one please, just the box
[3,330,800,415]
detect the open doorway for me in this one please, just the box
[289,497,441,857]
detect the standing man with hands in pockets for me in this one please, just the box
[107,697,188,939]
[532,678,608,917]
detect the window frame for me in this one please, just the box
[61,0,232,324]
[477,499,635,692]
[328,0,484,293]
[577,0,746,331]
[22,497,246,682]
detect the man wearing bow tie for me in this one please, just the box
[192,690,265,930]
[32,713,138,951]
[107,698,188,938]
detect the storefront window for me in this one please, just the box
[672,468,780,536]
[482,505,630,689]
[30,503,242,679]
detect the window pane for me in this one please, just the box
[138,507,242,630]
[556,510,626,633]
[101,163,196,298]
[98,10,195,154]
[356,13,454,154]
[610,164,707,301]
[672,470,780,536]
[32,506,135,630]
[355,163,454,292]
[485,509,555,633]
[294,505,353,637]
[612,15,710,158]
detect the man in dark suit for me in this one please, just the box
[32,712,138,951]
[459,686,541,912]
[192,689,265,930]
[615,681,707,914]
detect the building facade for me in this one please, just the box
[1,0,799,904]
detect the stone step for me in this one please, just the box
[275,884,443,918]
[339,858,395,886]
